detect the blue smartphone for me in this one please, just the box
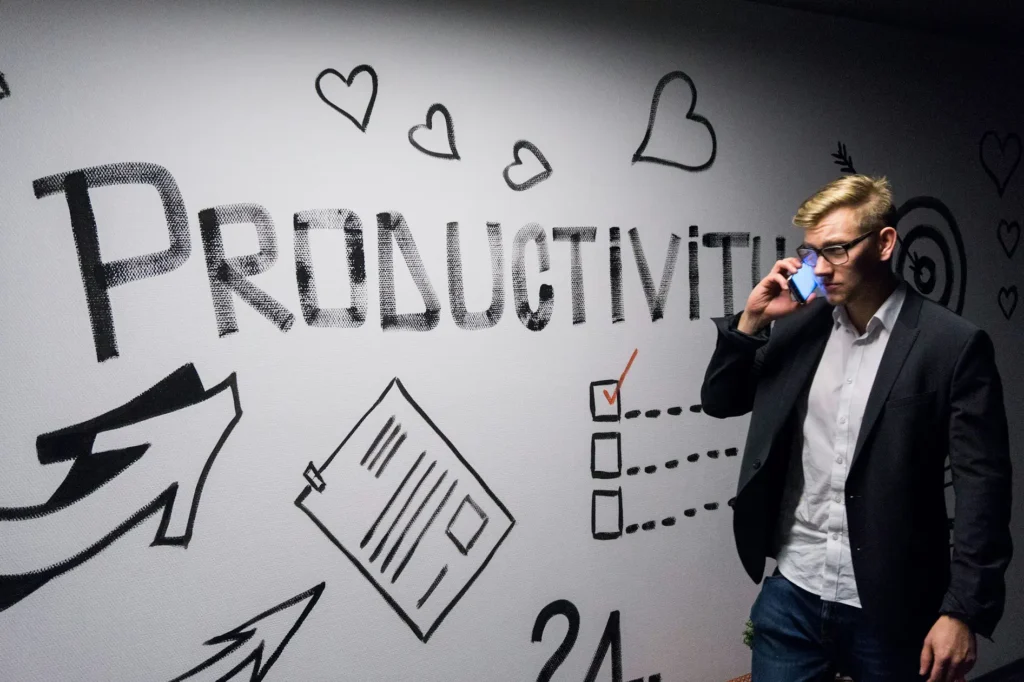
[788,259,821,304]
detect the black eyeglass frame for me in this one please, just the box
[796,229,878,265]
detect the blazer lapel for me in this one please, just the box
[769,302,833,435]
[849,287,924,471]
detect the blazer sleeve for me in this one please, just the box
[700,312,770,419]
[939,329,1013,640]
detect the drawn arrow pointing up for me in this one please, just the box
[0,364,242,612]
[170,582,326,682]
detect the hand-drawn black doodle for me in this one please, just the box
[892,197,967,315]
[629,228,681,322]
[0,72,10,100]
[295,378,514,642]
[632,70,717,172]
[448,222,505,330]
[378,212,441,331]
[408,104,460,160]
[591,432,622,480]
[200,203,295,336]
[979,131,1021,198]
[294,209,368,327]
[315,65,378,132]
[503,140,552,191]
[702,232,750,316]
[512,224,555,331]
[592,488,623,540]
[997,285,1017,320]
[554,227,597,324]
[832,141,856,174]
[997,219,1020,259]
[589,380,621,422]
[532,600,660,682]
[33,162,191,362]
[0,364,241,612]
[170,583,325,682]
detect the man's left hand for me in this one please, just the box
[919,615,977,682]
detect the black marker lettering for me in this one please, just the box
[552,227,596,325]
[294,209,367,327]
[199,203,294,337]
[32,162,191,362]
[702,231,750,316]
[447,221,504,330]
[377,212,440,331]
[512,224,554,331]
[628,228,681,322]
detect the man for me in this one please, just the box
[700,175,1012,682]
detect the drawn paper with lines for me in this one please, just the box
[295,378,514,641]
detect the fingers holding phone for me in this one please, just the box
[738,257,814,334]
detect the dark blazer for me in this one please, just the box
[700,285,1013,641]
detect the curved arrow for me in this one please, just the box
[0,364,242,612]
[170,582,325,682]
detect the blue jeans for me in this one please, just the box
[750,570,926,681]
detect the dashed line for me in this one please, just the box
[623,404,704,419]
[623,498,736,534]
[624,449,739,476]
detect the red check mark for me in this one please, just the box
[603,348,638,405]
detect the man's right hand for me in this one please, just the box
[737,257,813,335]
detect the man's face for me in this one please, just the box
[802,206,883,307]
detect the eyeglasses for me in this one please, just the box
[796,230,877,265]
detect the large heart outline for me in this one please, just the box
[408,103,460,160]
[315,65,378,132]
[997,219,1020,259]
[997,285,1018,320]
[503,140,552,191]
[632,70,717,172]
[979,131,1021,198]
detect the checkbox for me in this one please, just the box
[591,432,622,479]
[591,488,623,540]
[590,379,621,422]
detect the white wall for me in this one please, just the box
[0,1,1021,680]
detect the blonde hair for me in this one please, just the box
[793,175,895,233]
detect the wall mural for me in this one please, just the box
[0,11,1018,678]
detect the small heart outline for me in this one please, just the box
[979,131,1021,198]
[997,285,1018,320]
[503,140,552,191]
[408,103,460,160]
[996,219,1020,259]
[315,65,378,132]
[633,70,717,172]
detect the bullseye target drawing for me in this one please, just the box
[891,196,968,315]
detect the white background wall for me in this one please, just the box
[0,1,1021,680]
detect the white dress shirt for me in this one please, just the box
[774,281,907,607]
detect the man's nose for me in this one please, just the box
[814,257,832,277]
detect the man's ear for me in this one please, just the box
[878,226,898,262]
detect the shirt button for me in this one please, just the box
[846,378,853,384]
[835,494,842,503]
[832,533,839,541]
[839,416,847,424]
[836,456,843,464]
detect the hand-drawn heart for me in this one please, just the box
[633,70,717,172]
[503,140,552,191]
[408,103,460,160]
[979,131,1021,198]
[315,65,378,132]
[997,285,1017,320]
[997,219,1020,258]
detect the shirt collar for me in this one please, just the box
[833,280,907,334]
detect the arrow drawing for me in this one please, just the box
[170,582,325,682]
[0,363,242,612]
